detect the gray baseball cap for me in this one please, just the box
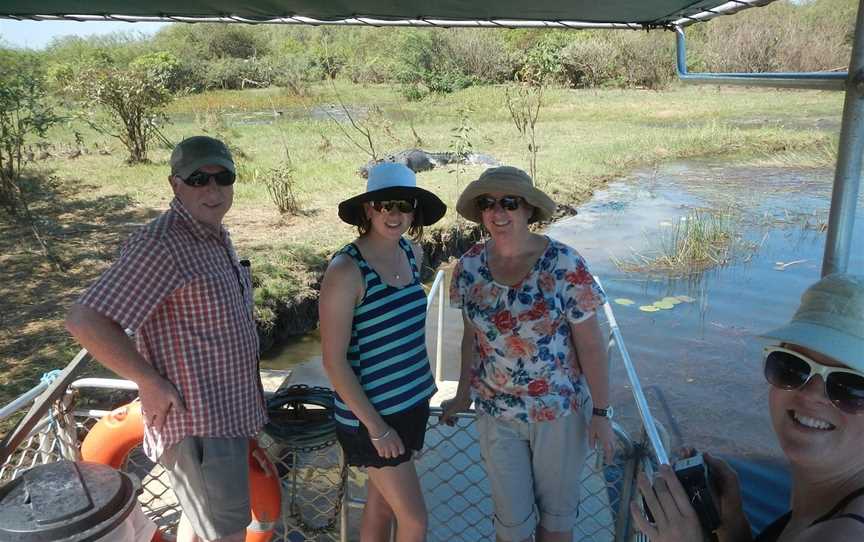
[170,136,235,179]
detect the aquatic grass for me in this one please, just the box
[759,207,830,232]
[749,136,837,169]
[614,208,756,276]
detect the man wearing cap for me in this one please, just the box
[66,136,266,542]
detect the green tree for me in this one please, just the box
[70,59,173,163]
[397,30,473,98]
[206,25,268,59]
[0,50,65,270]
[0,51,60,215]
[130,51,185,92]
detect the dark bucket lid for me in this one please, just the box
[0,461,139,541]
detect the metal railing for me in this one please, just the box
[1,383,646,542]
[426,269,447,383]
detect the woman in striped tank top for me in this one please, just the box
[320,163,446,542]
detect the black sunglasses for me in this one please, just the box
[763,346,864,415]
[476,195,523,212]
[180,170,236,187]
[371,200,416,213]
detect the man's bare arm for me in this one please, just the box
[66,303,186,430]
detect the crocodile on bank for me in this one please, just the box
[360,149,501,178]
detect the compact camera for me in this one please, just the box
[645,453,721,533]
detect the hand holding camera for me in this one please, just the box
[631,451,728,541]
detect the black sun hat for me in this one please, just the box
[338,163,447,226]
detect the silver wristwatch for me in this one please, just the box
[592,406,614,419]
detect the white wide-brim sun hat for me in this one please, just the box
[338,163,446,226]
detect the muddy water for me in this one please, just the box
[265,161,864,461]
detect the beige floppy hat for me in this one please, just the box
[456,166,556,224]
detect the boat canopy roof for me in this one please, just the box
[0,0,776,29]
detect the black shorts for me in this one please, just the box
[336,400,431,468]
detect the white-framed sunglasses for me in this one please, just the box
[763,345,864,415]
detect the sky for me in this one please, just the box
[0,20,169,50]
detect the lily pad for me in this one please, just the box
[614,298,635,306]
[639,305,660,312]
[653,301,675,310]
[660,296,682,305]
[675,295,696,303]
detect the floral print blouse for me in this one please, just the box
[450,237,606,423]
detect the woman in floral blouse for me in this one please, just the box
[441,166,614,542]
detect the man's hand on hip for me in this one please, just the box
[139,376,187,432]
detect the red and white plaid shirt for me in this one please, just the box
[78,198,266,461]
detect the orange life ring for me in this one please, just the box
[81,401,282,542]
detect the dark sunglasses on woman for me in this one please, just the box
[372,200,416,213]
[179,169,237,187]
[476,195,523,212]
[763,346,864,415]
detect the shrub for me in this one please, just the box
[559,31,674,89]
[206,25,269,59]
[130,51,187,92]
[0,51,60,214]
[69,59,173,163]
[397,30,474,97]
[400,83,426,102]
[518,33,569,84]
[265,162,301,215]
[262,56,311,96]
[692,0,853,74]
[560,37,621,88]
[43,33,149,67]
[202,57,273,90]
[447,30,515,83]
[614,31,675,90]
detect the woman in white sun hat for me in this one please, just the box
[440,165,613,542]
[320,162,445,542]
[633,273,864,542]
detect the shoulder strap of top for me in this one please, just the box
[813,487,864,526]
[400,237,420,280]
[833,513,864,524]
[337,243,374,295]
[340,243,369,269]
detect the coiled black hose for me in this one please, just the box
[264,384,337,451]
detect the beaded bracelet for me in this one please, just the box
[370,428,392,441]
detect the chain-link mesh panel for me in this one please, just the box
[3,391,644,541]
[256,432,346,542]
[126,446,182,533]
[419,410,632,542]
[419,413,491,541]
[72,412,183,535]
[0,418,66,483]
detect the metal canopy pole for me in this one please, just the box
[823,0,864,276]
